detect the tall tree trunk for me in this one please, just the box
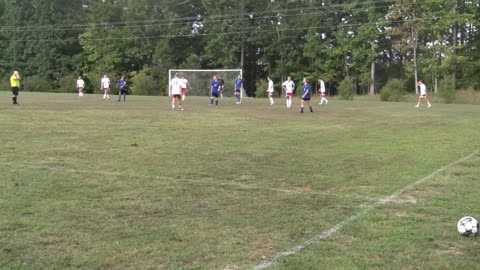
[452,0,457,88]
[369,42,375,95]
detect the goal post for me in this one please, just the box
[168,69,244,98]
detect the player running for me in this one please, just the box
[117,76,127,102]
[76,76,85,97]
[300,77,313,113]
[318,79,328,105]
[170,73,184,110]
[234,75,243,104]
[180,75,191,101]
[10,71,20,105]
[282,76,295,108]
[267,76,275,105]
[415,80,432,108]
[210,75,221,107]
[101,74,111,100]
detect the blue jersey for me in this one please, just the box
[302,83,311,99]
[235,79,243,90]
[118,79,126,90]
[211,80,221,94]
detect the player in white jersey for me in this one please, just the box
[318,79,328,105]
[76,76,85,97]
[170,73,184,110]
[180,76,191,101]
[282,76,295,108]
[101,74,110,100]
[266,76,275,105]
[415,80,431,108]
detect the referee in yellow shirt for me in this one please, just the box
[10,71,20,105]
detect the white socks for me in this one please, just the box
[269,98,274,105]
[286,99,292,108]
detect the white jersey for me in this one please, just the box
[76,79,85,88]
[180,78,188,88]
[319,80,326,93]
[419,83,427,96]
[282,80,295,93]
[267,80,274,93]
[101,77,110,89]
[170,77,182,95]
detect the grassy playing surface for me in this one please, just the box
[1,92,480,269]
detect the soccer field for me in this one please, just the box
[1,92,480,269]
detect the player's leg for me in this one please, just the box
[210,95,214,106]
[300,99,304,113]
[107,88,110,100]
[215,96,219,107]
[425,97,431,108]
[415,96,421,107]
[178,96,183,110]
[12,87,18,105]
[308,99,313,112]
[118,90,122,101]
[172,96,176,110]
[269,92,274,105]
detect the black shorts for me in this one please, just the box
[11,87,19,96]
[211,92,220,98]
[235,89,241,93]
[302,97,311,101]
[120,89,127,94]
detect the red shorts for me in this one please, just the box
[286,93,293,97]
[77,87,84,92]
[103,88,109,92]
[172,94,181,99]
[181,88,187,94]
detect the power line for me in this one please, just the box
[0,0,462,33]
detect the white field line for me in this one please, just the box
[0,161,377,202]
[253,151,477,270]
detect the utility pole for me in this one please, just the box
[412,0,419,94]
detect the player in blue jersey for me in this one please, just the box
[210,75,221,107]
[117,76,127,102]
[234,75,243,104]
[300,77,313,113]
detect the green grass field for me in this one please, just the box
[1,92,480,269]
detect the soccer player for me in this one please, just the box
[101,74,111,100]
[318,79,328,105]
[234,75,243,104]
[267,76,274,105]
[219,75,225,98]
[117,76,127,102]
[300,77,313,113]
[10,71,20,105]
[76,76,85,97]
[180,75,191,101]
[282,76,295,108]
[415,80,432,108]
[170,72,183,110]
[210,75,221,107]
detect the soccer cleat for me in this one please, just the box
[428,104,432,108]
[179,108,184,111]
[414,105,419,108]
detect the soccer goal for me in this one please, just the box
[168,69,245,98]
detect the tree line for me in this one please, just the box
[0,0,478,97]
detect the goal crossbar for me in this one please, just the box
[168,69,244,98]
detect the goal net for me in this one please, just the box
[168,69,244,98]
